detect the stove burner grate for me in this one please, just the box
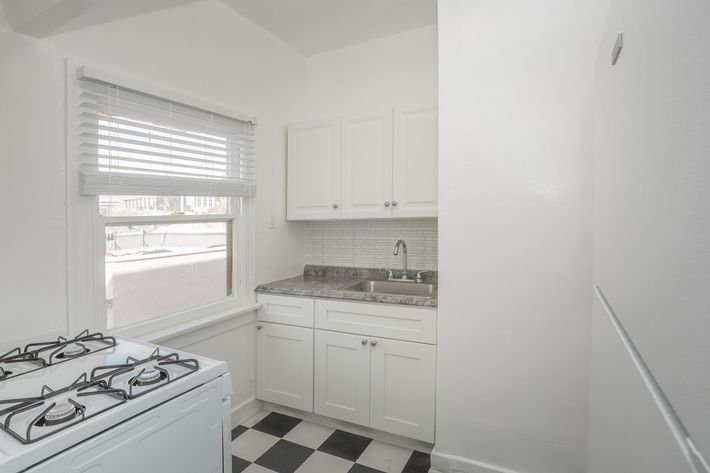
[0,373,128,444]
[0,347,45,382]
[90,348,200,399]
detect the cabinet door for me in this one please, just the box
[369,337,436,442]
[314,330,371,426]
[392,106,438,218]
[341,111,393,219]
[287,118,341,220]
[257,322,314,412]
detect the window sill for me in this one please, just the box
[112,303,262,344]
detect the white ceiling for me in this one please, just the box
[0,0,437,52]
[0,0,200,37]
[0,2,9,31]
[219,0,437,55]
[50,0,201,36]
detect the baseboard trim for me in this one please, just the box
[231,397,263,428]
[430,449,522,473]
[263,402,433,454]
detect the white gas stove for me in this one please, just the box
[0,330,232,473]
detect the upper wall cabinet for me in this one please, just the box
[287,118,342,220]
[392,106,438,218]
[341,111,394,219]
[287,106,437,221]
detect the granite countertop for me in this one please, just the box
[255,265,438,307]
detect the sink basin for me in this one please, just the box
[346,280,436,298]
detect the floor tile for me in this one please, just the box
[348,464,385,473]
[242,409,272,428]
[232,429,280,462]
[253,412,303,438]
[232,424,249,440]
[401,451,431,473]
[256,439,315,473]
[294,450,354,473]
[284,421,336,449]
[244,464,279,473]
[318,430,373,462]
[356,440,412,473]
[232,455,251,473]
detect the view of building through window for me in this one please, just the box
[105,221,231,328]
[99,195,230,217]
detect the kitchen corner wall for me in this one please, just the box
[300,26,439,272]
[305,219,437,271]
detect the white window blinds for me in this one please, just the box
[75,70,256,197]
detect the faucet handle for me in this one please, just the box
[416,271,424,283]
[387,270,394,280]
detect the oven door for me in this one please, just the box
[26,377,229,473]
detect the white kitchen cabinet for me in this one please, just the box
[340,111,393,219]
[287,106,437,221]
[369,337,436,442]
[287,118,341,220]
[314,330,371,426]
[258,296,438,443]
[257,322,314,412]
[392,105,438,218]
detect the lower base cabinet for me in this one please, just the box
[314,329,436,443]
[369,338,436,442]
[314,330,371,426]
[256,322,314,412]
[256,295,437,443]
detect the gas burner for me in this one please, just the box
[130,368,166,387]
[54,343,89,359]
[41,401,83,426]
[0,374,127,444]
[91,348,199,398]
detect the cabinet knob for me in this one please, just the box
[391,201,398,207]
[384,201,391,207]
[361,339,368,345]
[332,203,339,209]
[370,340,378,347]
[257,325,262,330]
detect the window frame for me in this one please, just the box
[65,60,257,339]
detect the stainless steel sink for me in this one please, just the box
[346,280,436,298]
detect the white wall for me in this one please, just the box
[589,0,710,469]
[434,1,609,473]
[0,0,306,349]
[300,25,440,272]
[0,0,307,423]
[303,25,437,117]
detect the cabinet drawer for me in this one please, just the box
[257,294,314,328]
[315,300,436,344]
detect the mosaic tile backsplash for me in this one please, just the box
[304,219,438,271]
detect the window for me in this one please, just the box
[70,66,256,332]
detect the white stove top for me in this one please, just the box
[0,333,229,473]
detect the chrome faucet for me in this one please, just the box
[392,240,413,281]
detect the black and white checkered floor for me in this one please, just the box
[231,410,431,473]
